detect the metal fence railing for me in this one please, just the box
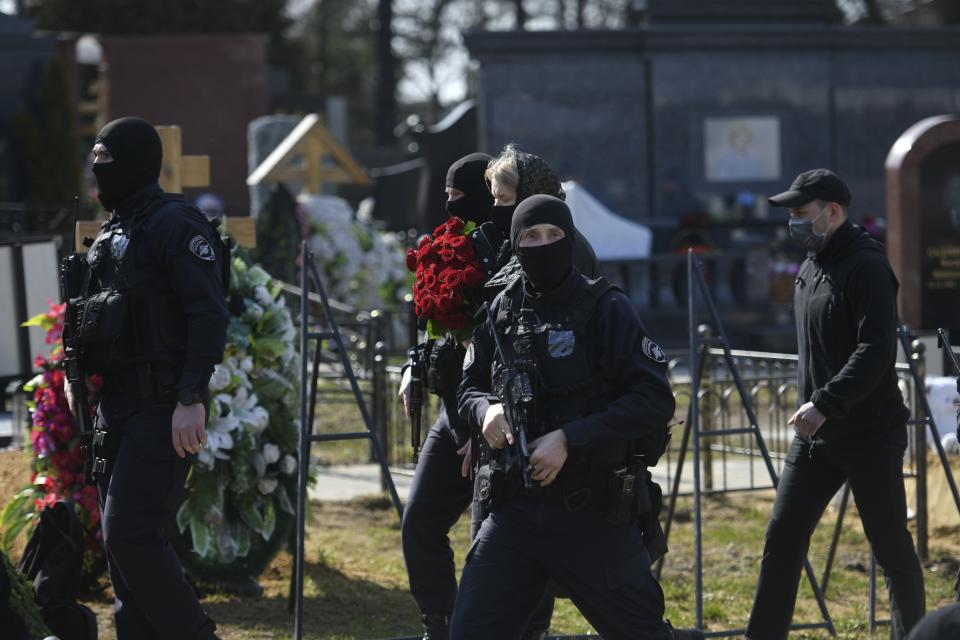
[654,346,922,498]
[304,301,944,514]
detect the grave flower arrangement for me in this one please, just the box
[172,256,302,585]
[2,255,304,588]
[0,301,102,578]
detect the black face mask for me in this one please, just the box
[516,239,573,292]
[491,203,517,236]
[445,152,494,223]
[92,117,163,211]
[92,162,130,211]
[446,194,492,222]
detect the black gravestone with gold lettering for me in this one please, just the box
[919,144,960,331]
[886,116,960,334]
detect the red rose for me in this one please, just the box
[441,268,465,288]
[418,235,431,250]
[446,217,465,234]
[406,248,418,272]
[417,242,436,263]
[448,235,466,249]
[436,290,461,314]
[463,265,484,287]
[438,247,455,262]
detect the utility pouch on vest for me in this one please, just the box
[639,473,668,562]
[78,290,129,373]
[426,335,465,397]
[606,455,655,525]
[476,462,509,510]
[79,290,126,344]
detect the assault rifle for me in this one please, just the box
[60,196,95,484]
[481,303,536,490]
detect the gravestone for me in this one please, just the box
[886,115,960,334]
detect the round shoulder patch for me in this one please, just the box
[641,336,667,363]
[189,235,216,261]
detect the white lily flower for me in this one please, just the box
[196,448,215,469]
[262,443,281,464]
[258,477,278,495]
[243,301,264,323]
[250,406,270,433]
[209,364,231,392]
[254,285,273,307]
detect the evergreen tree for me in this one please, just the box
[14,56,80,204]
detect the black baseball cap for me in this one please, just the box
[769,169,852,208]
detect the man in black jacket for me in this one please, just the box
[746,169,925,639]
[453,195,700,640]
[66,117,228,640]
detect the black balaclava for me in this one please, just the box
[490,203,517,237]
[445,152,494,222]
[92,117,163,211]
[511,194,575,292]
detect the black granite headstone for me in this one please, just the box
[886,116,960,335]
[918,143,960,332]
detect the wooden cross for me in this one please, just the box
[156,125,210,194]
[76,124,256,250]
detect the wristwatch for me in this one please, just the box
[178,389,204,406]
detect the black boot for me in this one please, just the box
[421,612,450,640]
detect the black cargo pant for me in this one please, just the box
[401,412,554,632]
[746,429,925,640]
[451,494,671,640]
[96,399,214,640]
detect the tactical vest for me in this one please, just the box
[491,277,625,474]
[77,194,229,377]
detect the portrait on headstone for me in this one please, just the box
[705,116,781,182]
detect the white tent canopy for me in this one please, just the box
[562,181,652,261]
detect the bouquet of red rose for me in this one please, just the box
[405,216,486,340]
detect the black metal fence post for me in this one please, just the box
[911,339,928,561]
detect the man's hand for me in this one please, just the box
[457,439,472,478]
[482,404,512,449]
[64,381,78,417]
[63,376,97,417]
[398,366,427,419]
[529,430,568,487]
[789,401,827,438]
[172,402,207,458]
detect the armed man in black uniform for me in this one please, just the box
[399,151,597,640]
[64,117,228,640]
[454,195,701,640]
[400,152,496,639]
